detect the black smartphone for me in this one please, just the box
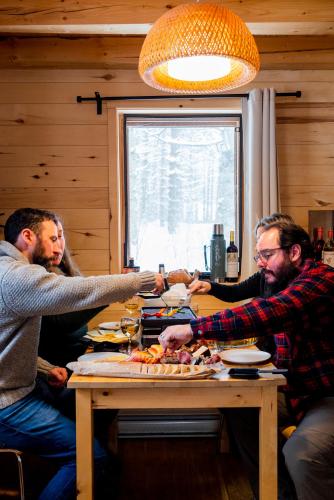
[228,368,259,379]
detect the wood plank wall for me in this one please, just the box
[0,40,333,321]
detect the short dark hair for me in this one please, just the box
[255,212,294,235]
[262,221,314,260]
[4,208,59,245]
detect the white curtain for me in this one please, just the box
[241,88,279,278]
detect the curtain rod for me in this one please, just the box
[76,90,302,115]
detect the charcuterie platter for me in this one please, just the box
[68,340,223,380]
[67,361,218,379]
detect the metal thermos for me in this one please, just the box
[204,224,226,282]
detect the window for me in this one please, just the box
[124,114,241,272]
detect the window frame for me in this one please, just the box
[122,112,243,272]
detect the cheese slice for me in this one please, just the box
[192,345,210,358]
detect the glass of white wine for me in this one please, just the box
[120,317,140,353]
[124,295,140,316]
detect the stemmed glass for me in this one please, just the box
[120,317,140,353]
[124,295,140,316]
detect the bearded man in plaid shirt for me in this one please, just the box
[160,222,334,500]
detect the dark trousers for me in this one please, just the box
[0,387,107,500]
[35,376,118,450]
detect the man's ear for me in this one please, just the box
[289,243,302,263]
[14,228,37,262]
[17,228,36,250]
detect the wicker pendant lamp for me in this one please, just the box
[139,2,260,94]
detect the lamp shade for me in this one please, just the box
[138,2,260,94]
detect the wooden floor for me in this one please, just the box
[0,437,253,499]
[115,437,253,500]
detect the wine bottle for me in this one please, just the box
[322,229,334,267]
[122,257,140,273]
[313,227,325,262]
[225,230,239,282]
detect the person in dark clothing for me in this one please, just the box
[189,212,294,301]
[36,220,116,450]
[187,213,297,498]
[189,213,294,354]
[38,221,107,366]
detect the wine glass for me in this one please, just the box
[124,295,140,316]
[120,317,140,353]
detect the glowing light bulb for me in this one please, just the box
[167,55,231,82]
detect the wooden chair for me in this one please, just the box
[0,449,25,499]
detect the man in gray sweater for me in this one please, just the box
[0,207,163,500]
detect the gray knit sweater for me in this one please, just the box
[0,241,155,408]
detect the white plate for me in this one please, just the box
[83,330,128,344]
[220,350,271,365]
[98,321,121,330]
[78,352,129,362]
[98,329,124,337]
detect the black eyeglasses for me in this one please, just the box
[253,246,290,264]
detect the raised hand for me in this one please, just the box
[188,279,212,295]
[167,269,193,286]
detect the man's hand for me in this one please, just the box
[47,367,68,388]
[158,324,193,352]
[188,279,212,295]
[154,273,165,293]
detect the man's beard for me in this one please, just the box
[263,263,299,297]
[32,238,54,270]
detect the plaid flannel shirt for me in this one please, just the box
[190,259,334,422]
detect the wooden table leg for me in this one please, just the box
[259,386,277,500]
[76,389,93,500]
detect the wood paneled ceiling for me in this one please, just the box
[0,1,333,69]
[0,1,333,35]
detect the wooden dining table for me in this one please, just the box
[68,359,285,500]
